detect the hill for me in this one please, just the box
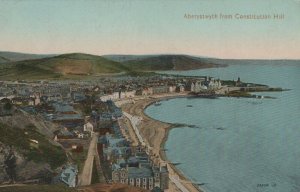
[0,53,129,80]
[0,56,11,64]
[122,54,226,71]
[0,53,228,80]
[0,51,56,63]
[103,54,156,62]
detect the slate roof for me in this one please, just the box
[53,103,74,112]
[60,165,78,187]
[128,167,154,178]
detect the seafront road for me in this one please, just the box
[123,110,203,192]
[123,112,146,146]
[78,132,98,186]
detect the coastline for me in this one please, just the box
[118,93,205,192]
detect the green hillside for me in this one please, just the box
[0,53,130,80]
[122,55,225,71]
[0,52,231,80]
[0,51,56,62]
[0,55,10,63]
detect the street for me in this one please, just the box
[77,133,98,186]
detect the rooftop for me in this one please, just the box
[128,167,153,178]
[60,165,78,187]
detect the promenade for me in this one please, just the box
[122,101,203,192]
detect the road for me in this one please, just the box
[118,117,139,147]
[78,133,98,186]
[124,111,198,192]
[123,112,146,146]
[169,175,190,192]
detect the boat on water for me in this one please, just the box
[154,101,161,106]
[255,95,264,99]
[186,105,193,107]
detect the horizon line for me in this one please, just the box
[1,50,300,61]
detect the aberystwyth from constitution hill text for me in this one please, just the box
[0,0,299,60]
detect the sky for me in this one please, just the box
[0,0,299,59]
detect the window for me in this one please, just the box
[149,178,153,184]
[149,184,153,190]
[113,172,119,180]
[143,178,147,183]
[121,179,124,183]
[136,179,140,187]
[130,178,134,185]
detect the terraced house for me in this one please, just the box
[111,148,169,191]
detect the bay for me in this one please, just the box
[145,63,300,192]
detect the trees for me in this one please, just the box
[3,101,12,111]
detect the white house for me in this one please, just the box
[121,90,136,99]
[169,86,176,93]
[83,122,94,133]
[100,92,120,101]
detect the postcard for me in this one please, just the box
[0,1,299,192]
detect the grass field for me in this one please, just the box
[0,123,67,169]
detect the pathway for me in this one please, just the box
[78,133,98,186]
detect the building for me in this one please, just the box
[176,84,185,92]
[0,98,13,116]
[204,77,221,90]
[83,122,94,133]
[49,102,84,128]
[111,149,169,191]
[152,86,169,95]
[169,85,176,93]
[120,90,136,99]
[142,87,154,96]
[57,165,78,187]
[191,77,221,92]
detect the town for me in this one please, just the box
[0,74,281,192]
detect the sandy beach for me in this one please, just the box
[118,93,205,192]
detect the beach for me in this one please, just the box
[117,93,204,192]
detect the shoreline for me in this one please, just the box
[118,93,205,192]
[118,88,285,191]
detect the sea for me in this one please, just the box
[145,63,300,192]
